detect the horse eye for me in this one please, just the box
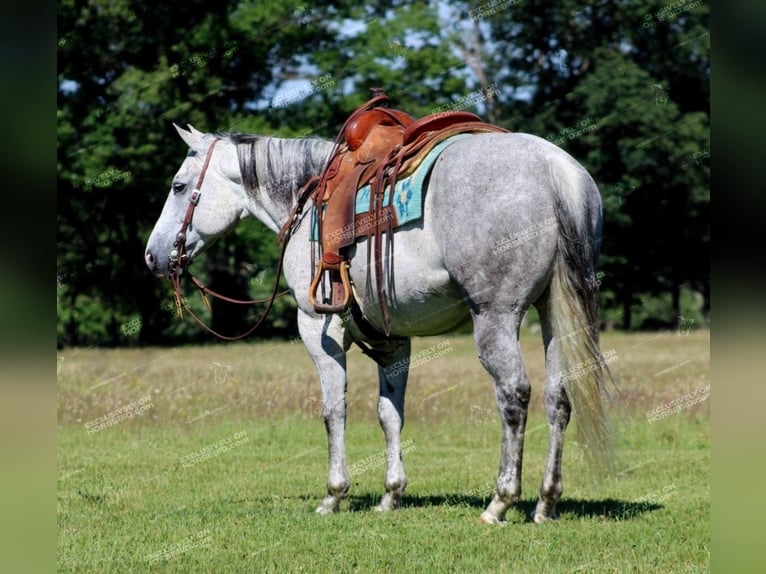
[172,182,186,194]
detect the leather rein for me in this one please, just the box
[168,138,291,341]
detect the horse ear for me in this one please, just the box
[187,124,206,137]
[173,122,205,152]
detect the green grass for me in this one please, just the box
[57,330,709,573]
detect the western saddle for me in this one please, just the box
[278,88,508,334]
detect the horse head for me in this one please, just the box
[145,124,245,277]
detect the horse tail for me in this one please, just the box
[547,156,617,473]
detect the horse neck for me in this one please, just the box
[234,136,332,233]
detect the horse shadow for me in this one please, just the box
[344,493,662,521]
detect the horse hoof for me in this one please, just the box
[531,510,558,523]
[374,494,399,512]
[478,512,505,525]
[315,504,337,515]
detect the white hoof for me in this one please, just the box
[478,511,506,525]
[531,509,558,523]
[315,497,340,515]
[374,493,399,512]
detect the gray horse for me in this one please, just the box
[145,124,614,523]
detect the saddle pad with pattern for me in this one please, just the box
[311,133,472,241]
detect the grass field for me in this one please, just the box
[57,329,710,573]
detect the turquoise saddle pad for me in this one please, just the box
[311,134,471,241]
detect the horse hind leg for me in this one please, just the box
[472,310,531,525]
[532,299,571,523]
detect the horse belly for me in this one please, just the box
[347,234,469,336]
[388,282,470,336]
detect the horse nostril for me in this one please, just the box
[145,251,155,265]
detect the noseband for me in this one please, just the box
[168,138,220,275]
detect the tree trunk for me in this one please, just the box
[454,18,496,123]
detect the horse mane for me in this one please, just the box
[223,133,330,206]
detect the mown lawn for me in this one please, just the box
[57,330,709,573]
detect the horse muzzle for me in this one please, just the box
[145,248,169,277]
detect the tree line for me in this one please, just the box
[57,0,709,347]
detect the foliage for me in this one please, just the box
[466,0,710,329]
[57,0,709,347]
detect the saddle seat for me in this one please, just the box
[289,89,509,328]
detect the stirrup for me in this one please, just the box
[308,257,353,314]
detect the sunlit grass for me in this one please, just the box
[57,330,709,573]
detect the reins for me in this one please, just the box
[169,250,289,341]
[168,137,293,341]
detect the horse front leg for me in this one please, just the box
[297,310,350,514]
[360,336,411,511]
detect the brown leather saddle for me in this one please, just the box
[281,89,508,333]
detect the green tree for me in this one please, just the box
[459,0,709,328]
[57,0,345,346]
[57,0,474,347]
[58,0,709,347]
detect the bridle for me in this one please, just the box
[167,137,291,341]
[168,138,220,274]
